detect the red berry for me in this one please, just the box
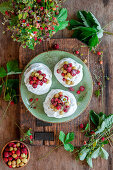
[53,44,59,49]
[36,98,39,101]
[77,90,80,94]
[37,0,41,3]
[64,108,68,112]
[5,11,9,16]
[32,83,37,88]
[68,87,74,91]
[16,150,20,156]
[84,141,87,145]
[38,38,42,42]
[51,98,54,104]
[90,131,95,135]
[53,102,57,107]
[22,19,26,23]
[8,143,14,147]
[56,105,61,110]
[8,156,13,161]
[3,158,8,162]
[97,51,101,55]
[63,64,68,69]
[33,107,36,109]
[4,152,9,157]
[40,27,43,30]
[29,80,34,85]
[100,60,103,65]
[52,27,55,30]
[101,137,105,141]
[45,27,48,30]
[42,73,46,77]
[27,23,29,26]
[80,124,84,129]
[13,144,17,148]
[36,79,39,85]
[76,70,80,74]
[9,165,12,168]
[43,78,47,83]
[40,81,43,86]
[55,98,59,102]
[29,76,32,80]
[12,150,15,154]
[37,70,42,74]
[33,31,37,34]
[9,152,12,156]
[33,76,37,81]
[63,78,66,81]
[30,135,33,139]
[29,98,33,102]
[68,63,72,67]
[61,73,65,77]
[40,7,44,10]
[97,82,101,86]
[79,86,85,91]
[71,69,76,76]
[21,148,28,155]
[57,69,61,74]
[67,67,72,73]
[64,96,69,100]
[10,101,14,105]
[5,147,9,151]
[34,37,37,41]
[75,50,79,54]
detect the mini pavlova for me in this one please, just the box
[54,58,83,87]
[43,89,77,118]
[24,63,52,95]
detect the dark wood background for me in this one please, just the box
[0,0,113,169]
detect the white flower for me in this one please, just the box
[22,23,26,27]
[37,16,41,21]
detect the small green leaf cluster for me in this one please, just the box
[76,110,113,168]
[20,128,33,144]
[69,11,104,50]
[59,131,74,152]
[0,0,68,50]
[0,60,22,103]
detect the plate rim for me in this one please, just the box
[19,50,93,123]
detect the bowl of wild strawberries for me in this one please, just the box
[1,140,30,168]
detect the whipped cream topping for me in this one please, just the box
[43,89,77,118]
[24,63,52,95]
[54,58,83,87]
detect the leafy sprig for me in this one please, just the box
[69,11,113,50]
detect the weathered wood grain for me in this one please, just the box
[0,0,113,169]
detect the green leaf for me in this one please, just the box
[59,131,65,144]
[95,89,100,97]
[0,84,2,96]
[0,1,13,14]
[79,148,90,161]
[86,156,93,168]
[65,132,74,143]
[90,110,99,126]
[88,34,99,50]
[91,147,100,158]
[85,123,90,131]
[4,92,11,101]
[77,11,90,27]
[55,21,69,32]
[7,60,22,74]
[18,13,22,20]
[100,148,109,160]
[26,129,32,136]
[0,67,7,77]
[6,79,19,89]
[23,12,28,19]
[69,19,84,27]
[56,8,68,22]
[64,143,74,152]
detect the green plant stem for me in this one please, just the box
[102,20,113,29]
[104,31,113,35]
[4,75,8,99]
[38,144,63,161]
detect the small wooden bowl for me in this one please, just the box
[1,140,30,169]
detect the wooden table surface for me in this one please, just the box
[0,0,113,170]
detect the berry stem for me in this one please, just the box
[104,31,113,35]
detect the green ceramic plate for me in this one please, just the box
[20,50,93,123]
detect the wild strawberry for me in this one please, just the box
[9,152,12,156]
[21,148,27,155]
[42,73,46,77]
[36,98,39,101]
[30,135,33,139]
[33,76,37,81]
[16,150,20,156]
[55,98,59,102]
[10,101,14,105]
[4,152,9,157]
[58,100,61,104]
[67,67,72,73]
[40,7,44,10]
[29,76,32,80]
[76,70,80,74]
[100,60,103,65]
[11,150,15,154]
[63,64,68,69]
[28,6,31,9]
[26,23,29,26]
[32,83,37,88]
[77,90,80,94]
[68,63,72,67]
[9,165,12,168]
[51,98,54,104]
[53,102,57,107]
[40,81,43,86]
[37,70,42,74]
[34,37,37,41]
[90,131,95,135]
[29,98,33,102]
[97,51,101,55]
[8,143,14,147]
[33,31,37,34]
[45,27,48,30]
[64,108,68,112]
[3,158,8,162]
[61,73,65,77]
[13,144,17,148]
[29,80,34,85]
[71,69,76,76]
[52,27,55,30]
[22,19,26,23]
[63,78,66,81]
[97,82,101,86]
[38,39,42,42]
[36,79,39,85]
[80,124,84,129]
[56,105,61,110]
[68,87,74,91]
[5,147,9,151]
[57,69,61,73]
[43,78,47,83]
[53,44,59,49]
[5,11,9,16]
[75,50,79,54]
[8,156,13,161]
[84,141,86,145]
[101,137,105,141]
[79,86,85,91]
[40,27,43,30]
